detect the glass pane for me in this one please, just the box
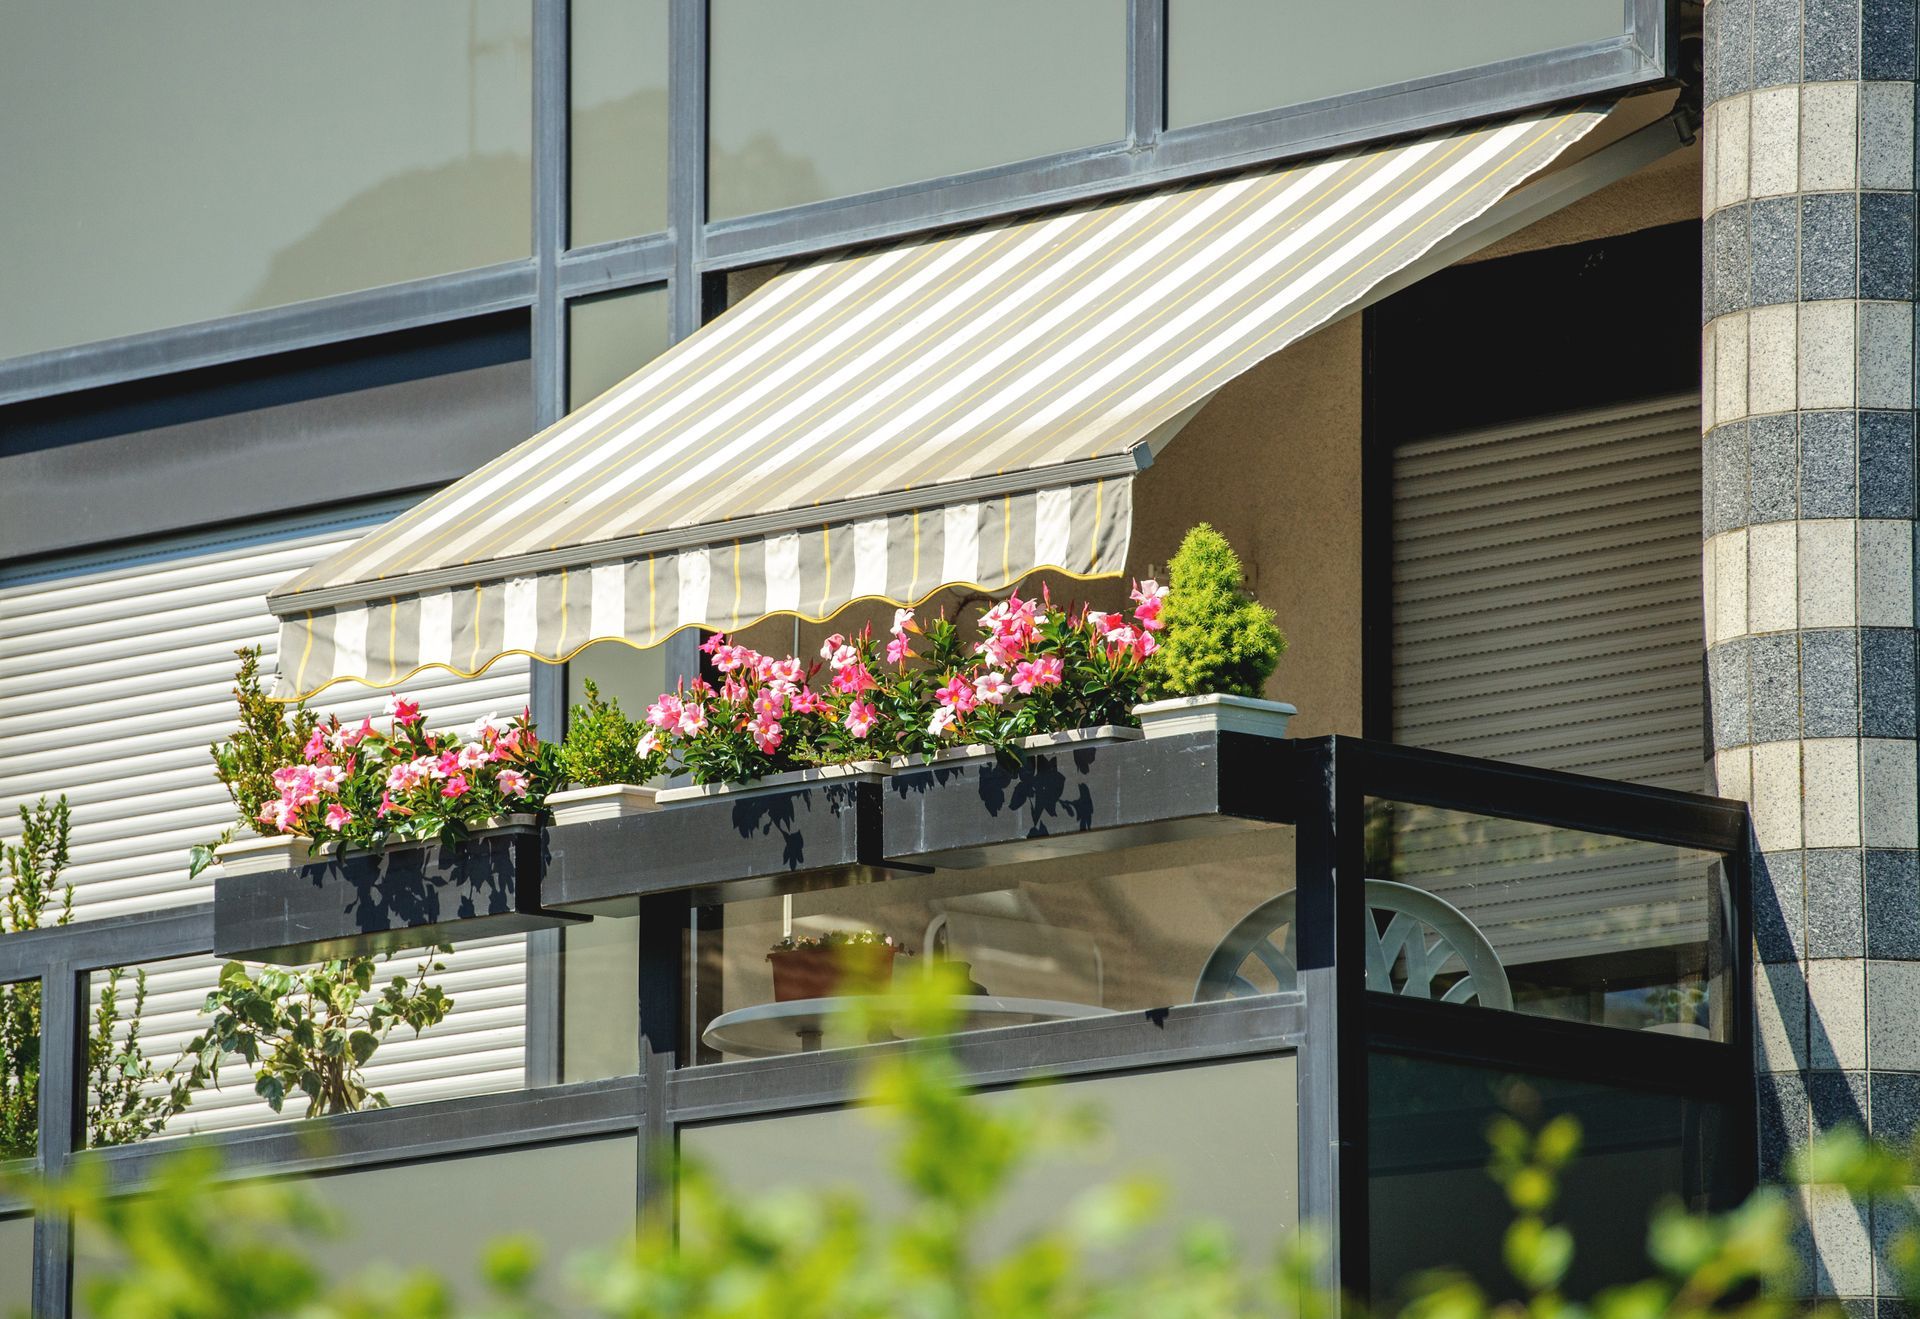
[1167,0,1625,130]
[0,1214,30,1313]
[569,0,670,244]
[74,1136,636,1304]
[0,3,532,359]
[1362,800,1725,1035]
[685,1056,1297,1259]
[0,978,39,1163]
[708,0,1127,220]
[692,828,1294,1062]
[568,287,671,409]
[1369,1052,1736,1303]
[85,942,529,1147]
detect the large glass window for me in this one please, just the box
[1368,1052,1736,1303]
[1166,0,1626,131]
[0,2,532,358]
[684,1055,1298,1260]
[707,0,1127,220]
[569,0,669,245]
[692,827,1294,1062]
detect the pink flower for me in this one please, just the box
[928,706,958,737]
[886,634,915,665]
[719,676,748,704]
[973,671,1011,705]
[829,664,876,696]
[1084,610,1115,636]
[678,703,708,736]
[324,803,353,831]
[302,728,330,763]
[384,693,421,725]
[751,716,784,754]
[844,700,878,738]
[818,633,846,662]
[700,632,729,656]
[753,688,788,720]
[645,694,683,730]
[636,730,663,757]
[934,673,978,713]
[496,769,529,799]
[1011,656,1063,693]
[377,791,400,819]
[890,608,915,636]
[337,716,375,750]
[790,687,830,715]
[1136,631,1158,658]
[828,643,860,672]
[442,775,470,800]
[456,742,490,770]
[434,750,461,779]
[769,657,804,685]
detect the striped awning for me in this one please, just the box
[270,103,1607,699]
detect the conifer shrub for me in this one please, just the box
[557,679,661,787]
[1147,523,1286,699]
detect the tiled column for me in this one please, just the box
[1703,0,1920,1301]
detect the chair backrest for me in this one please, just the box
[1193,879,1512,1009]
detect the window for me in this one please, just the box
[0,2,532,357]
[1166,0,1627,130]
[707,0,1126,220]
[568,288,672,409]
[569,0,670,245]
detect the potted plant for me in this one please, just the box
[202,647,322,877]
[767,930,908,1001]
[547,680,666,824]
[1134,524,1295,739]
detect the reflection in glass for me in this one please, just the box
[1368,1053,1734,1302]
[692,828,1295,1062]
[708,0,1126,220]
[685,1056,1297,1260]
[568,287,671,409]
[0,1214,30,1312]
[0,977,37,1162]
[0,2,532,358]
[73,1137,637,1305]
[1363,801,1723,1035]
[569,0,669,245]
[1167,0,1624,130]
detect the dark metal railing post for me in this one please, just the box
[32,963,83,1319]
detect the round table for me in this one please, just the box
[701,995,1105,1059]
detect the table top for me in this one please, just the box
[701,994,1105,1059]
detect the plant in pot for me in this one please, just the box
[197,647,322,877]
[548,680,667,824]
[767,930,909,1002]
[1135,523,1295,739]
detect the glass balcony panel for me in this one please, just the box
[569,0,670,246]
[683,1054,1298,1259]
[1166,0,1626,131]
[0,1213,30,1311]
[1362,799,1724,1035]
[0,976,39,1164]
[707,0,1126,221]
[692,827,1296,1063]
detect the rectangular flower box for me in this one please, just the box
[654,760,891,806]
[888,725,1140,769]
[546,784,662,825]
[213,830,318,877]
[213,816,583,964]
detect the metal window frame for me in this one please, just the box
[0,0,1672,408]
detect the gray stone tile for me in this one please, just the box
[1810,846,1868,957]
[1805,0,1865,79]
[1881,1299,1915,1319]
[1802,410,1861,518]
[1753,631,1805,742]
[1861,192,1917,301]
[1861,412,1916,519]
[1866,0,1918,79]
[1803,193,1862,300]
[1751,412,1801,522]
[1711,635,1753,747]
[1758,847,1809,963]
[1874,1070,1920,1142]
[1867,848,1920,958]
[1873,1202,1920,1304]
[1869,960,1920,1069]
[1813,957,1869,1069]
[1860,301,1917,410]
[1711,421,1750,539]
[1861,81,1917,191]
[1862,629,1918,739]
[1713,205,1752,317]
[1714,0,1755,96]
[1760,1069,1809,1181]
[1812,1067,1873,1129]
[1750,195,1801,306]
[1805,628,1864,737]
[1806,1182,1876,1294]
[1753,0,1804,87]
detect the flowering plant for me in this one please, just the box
[246,697,558,850]
[636,579,1169,783]
[766,930,908,956]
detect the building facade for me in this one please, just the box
[0,0,1898,1310]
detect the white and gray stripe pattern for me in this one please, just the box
[272,105,1605,698]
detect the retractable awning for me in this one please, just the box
[271,103,1613,699]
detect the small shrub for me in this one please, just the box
[558,679,660,787]
[1148,523,1286,699]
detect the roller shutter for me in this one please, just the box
[0,502,531,1133]
[1389,397,1709,968]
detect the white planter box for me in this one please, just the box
[546,784,661,825]
[1132,695,1297,740]
[655,760,891,806]
[890,725,1141,769]
[213,831,317,876]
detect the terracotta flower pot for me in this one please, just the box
[768,944,898,1001]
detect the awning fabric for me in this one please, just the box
[271,103,1606,699]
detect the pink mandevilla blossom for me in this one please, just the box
[324,803,353,831]
[646,694,683,730]
[844,700,878,738]
[973,671,1011,705]
[636,730,663,758]
[891,608,915,636]
[302,728,331,763]
[442,775,471,800]
[384,693,422,725]
[791,687,830,715]
[927,706,958,737]
[886,634,914,665]
[769,657,804,685]
[934,674,978,714]
[1012,656,1063,693]
[830,664,876,697]
[719,676,748,704]
[818,633,845,661]
[456,742,490,771]
[678,703,709,736]
[752,717,784,754]
[828,643,860,672]
[496,769,530,799]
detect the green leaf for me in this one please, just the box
[347,1030,379,1066]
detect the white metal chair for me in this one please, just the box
[1193,879,1513,1009]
